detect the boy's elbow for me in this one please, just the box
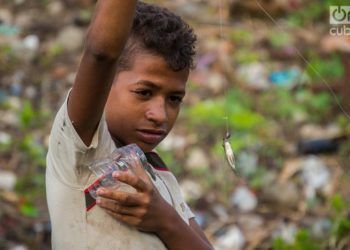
[84,33,124,62]
[85,42,120,62]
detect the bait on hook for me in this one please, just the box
[223,131,238,175]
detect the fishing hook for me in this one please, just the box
[223,131,238,175]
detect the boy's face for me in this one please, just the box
[105,52,189,152]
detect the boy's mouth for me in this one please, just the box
[136,129,166,145]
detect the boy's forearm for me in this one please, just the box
[86,0,137,59]
[157,210,213,250]
[68,0,137,145]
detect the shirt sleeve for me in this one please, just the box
[46,90,116,188]
[183,202,195,220]
[158,171,196,223]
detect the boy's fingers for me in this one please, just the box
[129,152,151,180]
[97,189,142,206]
[113,171,149,192]
[97,198,143,216]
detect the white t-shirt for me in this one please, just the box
[46,93,194,250]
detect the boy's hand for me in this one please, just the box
[96,161,174,233]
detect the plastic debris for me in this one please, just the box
[298,138,340,154]
[10,83,22,96]
[56,26,84,51]
[273,221,298,244]
[196,53,217,70]
[237,151,258,177]
[0,132,12,146]
[180,179,203,201]
[47,1,64,16]
[262,181,300,208]
[185,148,209,171]
[193,211,208,228]
[311,218,332,239]
[237,63,270,90]
[207,72,227,94]
[269,68,301,87]
[10,71,25,96]
[238,214,264,232]
[0,8,12,21]
[298,124,345,154]
[0,90,8,104]
[0,170,17,191]
[231,186,257,212]
[22,35,40,51]
[300,156,331,200]
[0,23,20,36]
[8,245,28,250]
[159,132,187,151]
[299,124,342,140]
[212,204,229,221]
[215,225,245,250]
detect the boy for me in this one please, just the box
[46,1,213,249]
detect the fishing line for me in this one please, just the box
[255,0,350,121]
[218,0,238,176]
[218,0,229,125]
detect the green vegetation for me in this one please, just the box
[306,55,344,82]
[273,230,322,250]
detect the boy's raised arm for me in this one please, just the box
[68,0,137,146]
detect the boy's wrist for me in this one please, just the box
[156,204,181,239]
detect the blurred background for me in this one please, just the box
[0,0,349,249]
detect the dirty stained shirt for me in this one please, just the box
[45,93,194,250]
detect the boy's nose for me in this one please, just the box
[145,98,168,125]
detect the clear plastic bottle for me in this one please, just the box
[88,144,149,199]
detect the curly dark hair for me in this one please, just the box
[116,1,197,72]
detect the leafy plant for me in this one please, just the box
[269,31,293,49]
[186,99,226,129]
[157,149,183,177]
[296,89,333,122]
[233,48,261,64]
[0,132,12,152]
[40,42,65,67]
[20,100,36,128]
[228,108,265,131]
[186,89,264,131]
[19,99,51,130]
[229,29,254,46]
[286,0,343,27]
[0,44,20,72]
[19,134,46,168]
[248,167,268,189]
[273,229,322,250]
[19,202,39,218]
[306,55,344,81]
[259,88,306,121]
[330,194,350,243]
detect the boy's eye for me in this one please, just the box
[133,89,152,98]
[169,95,183,104]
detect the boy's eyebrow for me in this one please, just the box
[135,80,160,89]
[135,80,186,95]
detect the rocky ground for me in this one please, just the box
[0,0,349,249]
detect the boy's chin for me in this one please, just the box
[137,141,157,153]
[113,136,159,152]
